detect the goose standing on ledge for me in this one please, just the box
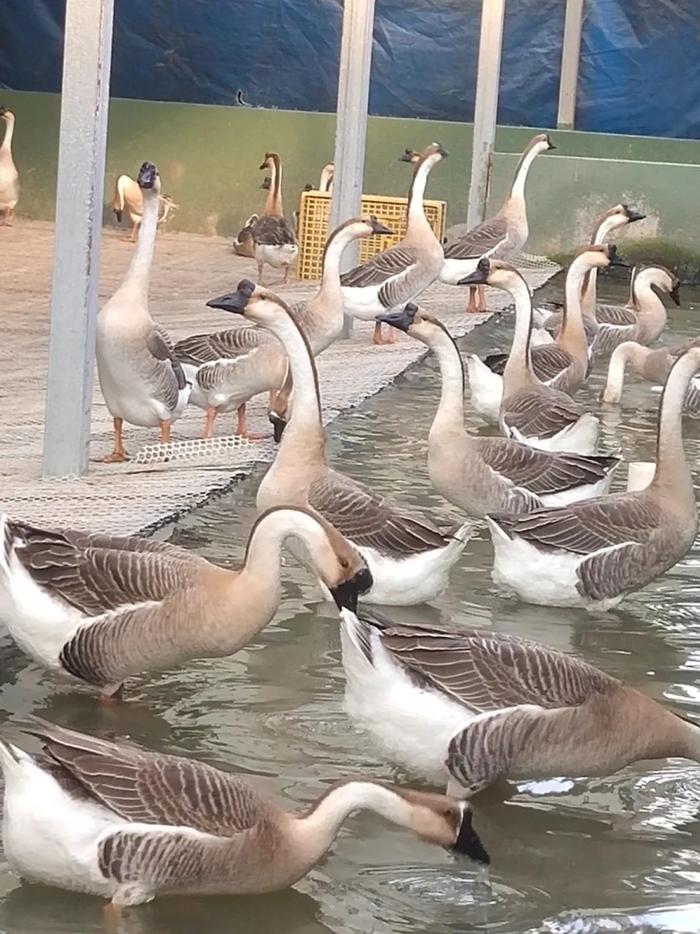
[111,174,178,242]
[0,107,19,226]
[601,338,700,416]
[440,133,555,312]
[462,259,600,453]
[253,152,298,284]
[481,244,629,396]
[340,142,447,345]
[207,281,470,606]
[0,507,370,700]
[97,161,189,462]
[378,304,619,515]
[233,175,271,258]
[177,216,391,439]
[486,343,700,609]
[0,718,486,905]
[340,608,700,796]
[592,265,681,357]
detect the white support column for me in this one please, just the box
[329,0,376,337]
[466,0,506,229]
[42,0,115,478]
[557,0,585,130]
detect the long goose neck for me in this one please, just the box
[510,143,540,201]
[429,330,466,437]
[406,157,433,232]
[1,114,15,153]
[652,351,698,497]
[125,188,159,293]
[289,782,415,864]
[264,157,283,216]
[582,215,621,316]
[267,311,326,460]
[503,273,537,390]
[317,222,361,302]
[634,275,666,329]
[602,343,634,404]
[559,257,592,354]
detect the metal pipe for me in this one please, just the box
[557,0,585,130]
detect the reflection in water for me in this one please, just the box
[0,281,699,933]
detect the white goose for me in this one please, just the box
[486,343,700,609]
[96,161,190,461]
[462,259,601,453]
[207,281,471,606]
[0,106,19,226]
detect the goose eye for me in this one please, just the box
[339,557,349,570]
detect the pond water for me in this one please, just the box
[1,277,700,934]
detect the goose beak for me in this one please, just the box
[269,411,287,443]
[459,268,488,286]
[330,567,373,612]
[607,247,630,269]
[376,303,419,333]
[137,161,158,190]
[206,279,256,315]
[545,135,556,151]
[670,283,681,306]
[452,803,490,864]
[370,217,394,236]
[624,206,646,223]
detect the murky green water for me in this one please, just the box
[1,278,700,933]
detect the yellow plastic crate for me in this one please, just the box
[296,190,446,281]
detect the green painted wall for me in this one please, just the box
[3,90,700,257]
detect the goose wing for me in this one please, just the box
[146,328,188,408]
[6,520,200,616]
[21,718,268,836]
[308,471,450,557]
[482,346,574,383]
[340,244,418,289]
[355,611,614,712]
[502,389,586,438]
[253,215,296,246]
[478,439,617,496]
[174,327,265,365]
[444,215,509,261]
[596,303,638,328]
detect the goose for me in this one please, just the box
[601,338,700,416]
[0,106,19,226]
[377,304,619,515]
[440,133,555,313]
[252,152,298,284]
[96,161,190,462]
[176,216,391,439]
[111,174,178,242]
[485,342,700,609]
[0,506,371,701]
[0,718,486,906]
[533,203,645,334]
[340,142,447,345]
[591,265,681,358]
[474,244,627,398]
[207,281,470,606]
[232,175,271,258]
[339,608,700,796]
[461,259,601,453]
[318,161,334,192]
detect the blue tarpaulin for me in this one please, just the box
[1,0,698,138]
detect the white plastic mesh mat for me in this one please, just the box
[1,222,559,534]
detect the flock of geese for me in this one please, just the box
[1,111,699,911]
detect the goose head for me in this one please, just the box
[137,161,161,196]
[528,132,556,154]
[377,303,453,349]
[259,151,280,172]
[571,242,630,274]
[591,203,646,243]
[207,279,289,325]
[398,148,421,164]
[458,256,522,290]
[635,265,681,306]
[410,141,449,172]
[0,106,14,123]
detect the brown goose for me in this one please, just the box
[340,609,700,795]
[253,152,298,284]
[486,342,700,609]
[440,133,555,312]
[176,216,391,438]
[602,338,700,416]
[340,142,447,345]
[0,507,371,700]
[0,718,486,905]
[378,304,619,516]
[206,281,470,606]
[461,259,600,453]
[232,175,271,257]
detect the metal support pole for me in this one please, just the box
[329,0,376,338]
[42,0,114,478]
[466,0,506,229]
[557,0,585,129]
